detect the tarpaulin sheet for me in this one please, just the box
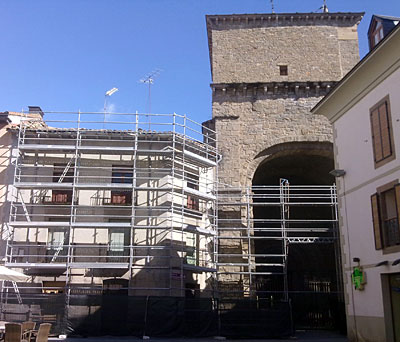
[66,296,218,337]
[218,299,292,338]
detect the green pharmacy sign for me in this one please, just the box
[351,267,366,290]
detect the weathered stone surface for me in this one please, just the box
[206,12,363,188]
[207,12,363,293]
[213,92,333,187]
[207,13,362,84]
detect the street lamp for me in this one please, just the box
[103,87,118,127]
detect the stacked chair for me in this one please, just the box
[2,322,51,342]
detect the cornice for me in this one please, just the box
[211,81,337,98]
[206,12,363,29]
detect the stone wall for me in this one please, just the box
[212,84,334,187]
[207,12,363,297]
[206,12,363,188]
[207,13,363,84]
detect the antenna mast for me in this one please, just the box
[139,69,161,116]
[322,0,328,13]
[270,0,275,14]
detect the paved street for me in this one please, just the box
[50,330,347,342]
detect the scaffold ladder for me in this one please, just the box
[17,191,31,222]
[11,281,22,304]
[50,235,67,263]
[58,157,74,183]
[34,157,74,203]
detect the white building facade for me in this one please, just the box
[313,23,400,342]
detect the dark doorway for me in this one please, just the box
[252,146,344,330]
[101,278,129,335]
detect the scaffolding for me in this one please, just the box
[1,109,342,334]
[216,182,341,302]
[4,111,219,304]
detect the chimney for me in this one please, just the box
[28,106,44,118]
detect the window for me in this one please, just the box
[107,227,130,262]
[186,170,200,211]
[42,281,65,294]
[369,21,384,49]
[111,166,133,205]
[47,228,68,262]
[52,190,72,204]
[279,65,288,76]
[109,230,125,252]
[185,232,199,266]
[47,229,66,251]
[370,96,395,168]
[371,182,400,250]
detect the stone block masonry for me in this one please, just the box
[207,13,363,85]
[206,12,364,295]
[211,83,335,187]
[206,12,364,188]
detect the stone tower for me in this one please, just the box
[206,12,364,187]
[206,12,364,321]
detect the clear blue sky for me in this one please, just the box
[1,0,399,125]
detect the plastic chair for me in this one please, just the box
[21,322,35,342]
[30,324,51,342]
[4,323,24,342]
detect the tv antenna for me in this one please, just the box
[270,0,275,14]
[322,0,328,13]
[315,0,329,13]
[139,69,161,116]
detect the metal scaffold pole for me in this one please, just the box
[2,109,219,330]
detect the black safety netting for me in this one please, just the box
[1,294,292,338]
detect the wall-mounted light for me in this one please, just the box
[330,169,346,177]
[375,260,388,267]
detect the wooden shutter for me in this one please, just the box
[371,193,383,250]
[370,108,382,162]
[379,102,392,159]
[395,184,400,225]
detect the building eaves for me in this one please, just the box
[206,12,364,23]
[373,14,400,22]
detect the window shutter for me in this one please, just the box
[370,108,383,162]
[395,184,400,224]
[371,193,383,250]
[379,102,392,159]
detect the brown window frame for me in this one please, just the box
[371,180,400,252]
[185,170,200,211]
[369,21,384,49]
[370,95,395,168]
[111,165,133,205]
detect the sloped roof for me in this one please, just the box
[368,14,400,38]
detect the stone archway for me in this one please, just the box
[252,141,334,186]
[250,141,342,329]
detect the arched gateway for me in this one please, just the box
[205,11,364,329]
